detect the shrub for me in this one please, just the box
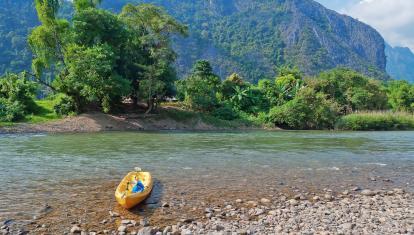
[0,98,25,122]
[386,80,414,112]
[310,68,388,112]
[336,111,414,130]
[54,96,77,116]
[268,87,341,129]
[212,104,239,121]
[0,73,38,121]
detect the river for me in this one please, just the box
[0,131,413,228]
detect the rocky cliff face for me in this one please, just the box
[386,44,414,82]
[0,0,390,82]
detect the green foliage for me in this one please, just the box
[26,1,186,114]
[53,95,77,116]
[309,68,388,113]
[73,0,102,12]
[0,73,38,122]
[212,103,239,121]
[268,87,341,129]
[336,111,414,131]
[177,61,220,111]
[0,98,25,122]
[386,80,414,112]
[55,44,130,113]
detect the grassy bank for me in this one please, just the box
[0,98,61,127]
[336,111,414,131]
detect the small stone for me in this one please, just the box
[246,201,258,207]
[268,210,277,215]
[162,202,170,208]
[341,223,355,230]
[180,229,192,235]
[137,227,153,235]
[313,196,320,201]
[121,220,131,225]
[351,187,361,192]
[342,190,349,195]
[212,224,224,231]
[70,225,81,234]
[260,198,271,204]
[289,199,298,206]
[237,229,248,235]
[324,194,334,201]
[255,208,265,216]
[100,219,107,224]
[361,189,376,196]
[394,188,405,194]
[118,226,127,233]
[140,219,149,227]
[163,226,172,234]
[236,199,243,203]
[109,211,119,217]
[180,218,194,223]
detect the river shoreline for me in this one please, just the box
[0,111,265,135]
[3,185,413,235]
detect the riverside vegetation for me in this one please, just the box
[0,0,413,131]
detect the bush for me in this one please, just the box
[54,96,77,116]
[336,111,414,130]
[212,104,239,120]
[310,68,388,112]
[386,80,414,112]
[268,87,340,129]
[0,73,38,121]
[0,98,25,122]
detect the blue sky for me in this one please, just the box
[315,0,414,51]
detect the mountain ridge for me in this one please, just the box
[0,0,408,82]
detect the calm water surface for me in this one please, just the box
[1,131,413,222]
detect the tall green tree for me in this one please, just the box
[386,80,414,112]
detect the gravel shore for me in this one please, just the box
[3,188,413,235]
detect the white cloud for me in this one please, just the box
[342,0,414,51]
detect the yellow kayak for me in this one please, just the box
[115,170,153,209]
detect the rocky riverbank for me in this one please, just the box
[3,188,413,235]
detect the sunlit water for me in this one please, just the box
[0,131,413,222]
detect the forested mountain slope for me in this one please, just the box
[0,0,38,73]
[0,0,393,82]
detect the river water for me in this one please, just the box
[0,131,413,225]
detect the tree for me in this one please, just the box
[119,4,187,112]
[310,68,388,113]
[54,44,130,113]
[27,1,186,114]
[268,87,340,129]
[177,60,220,111]
[386,80,414,112]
